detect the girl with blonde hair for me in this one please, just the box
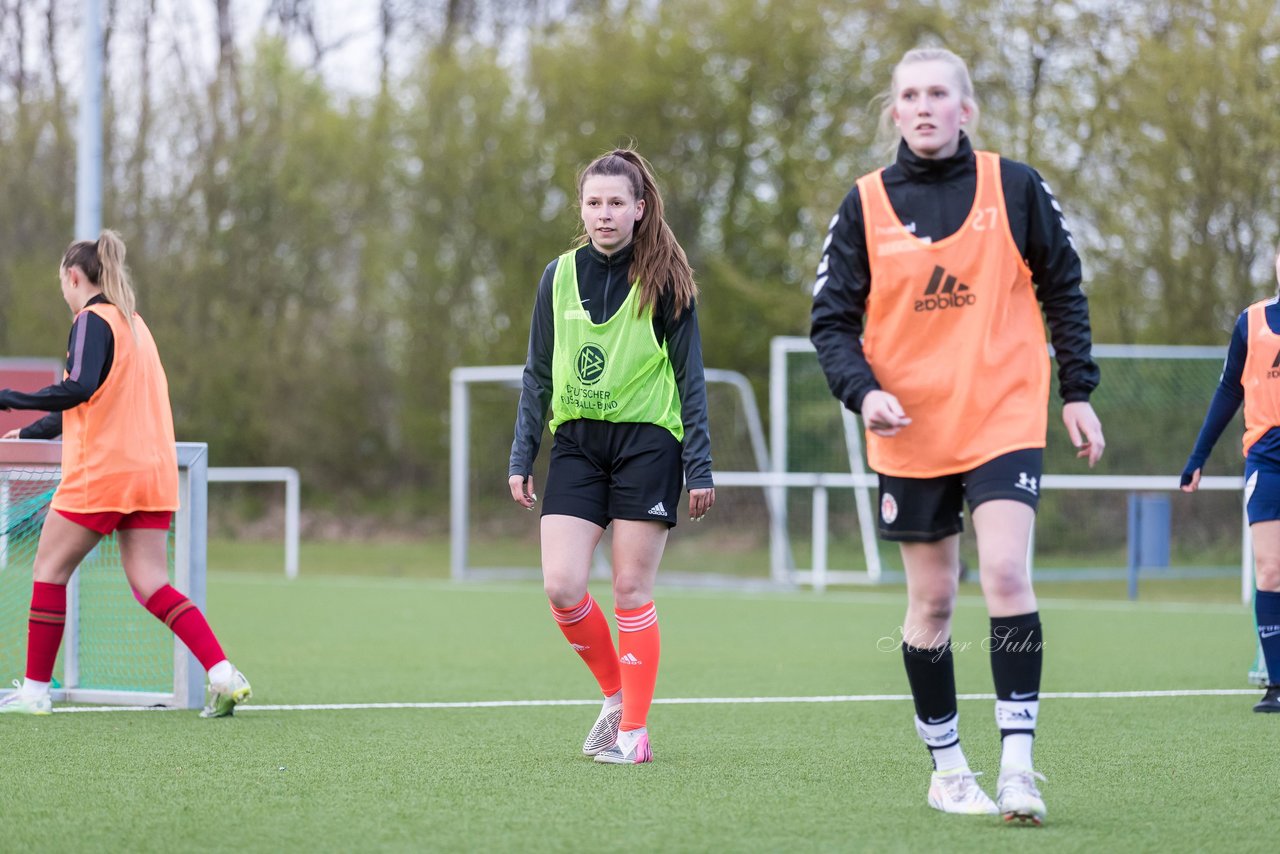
[0,230,252,717]
[811,47,1103,824]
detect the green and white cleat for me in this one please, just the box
[927,768,998,815]
[201,669,252,718]
[997,767,1047,826]
[0,680,52,716]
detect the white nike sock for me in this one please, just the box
[1001,733,1034,771]
[207,659,234,686]
[21,678,50,698]
[932,744,969,772]
[915,714,968,772]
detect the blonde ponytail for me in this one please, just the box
[95,230,137,335]
[62,229,138,335]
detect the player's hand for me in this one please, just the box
[1180,468,1201,493]
[860,390,911,437]
[1,429,19,439]
[689,487,715,521]
[508,475,537,511]
[1063,401,1104,467]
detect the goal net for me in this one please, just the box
[0,441,210,707]
[450,366,776,584]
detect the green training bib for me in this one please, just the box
[548,249,683,441]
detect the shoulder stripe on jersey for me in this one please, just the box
[68,314,90,382]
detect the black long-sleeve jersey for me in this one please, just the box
[0,295,115,438]
[810,134,1100,414]
[509,241,714,490]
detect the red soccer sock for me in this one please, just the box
[616,601,660,731]
[550,593,621,697]
[144,584,226,671]
[26,581,67,682]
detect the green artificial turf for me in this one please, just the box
[0,571,1271,852]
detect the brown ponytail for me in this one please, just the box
[576,149,698,318]
[61,229,138,335]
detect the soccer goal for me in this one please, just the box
[0,440,209,708]
[452,343,1251,596]
[450,366,778,584]
[770,337,1250,590]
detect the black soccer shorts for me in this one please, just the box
[876,448,1043,543]
[541,419,683,528]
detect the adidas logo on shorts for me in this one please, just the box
[647,502,667,516]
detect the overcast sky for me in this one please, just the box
[16,0,411,101]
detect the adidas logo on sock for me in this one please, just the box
[647,502,667,516]
[570,643,589,651]
[620,653,641,665]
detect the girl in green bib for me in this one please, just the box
[509,149,714,764]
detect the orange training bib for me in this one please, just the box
[1241,299,1280,457]
[53,304,179,514]
[858,150,1049,477]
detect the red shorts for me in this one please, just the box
[56,509,174,535]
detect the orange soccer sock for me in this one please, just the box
[616,601,660,731]
[550,593,621,697]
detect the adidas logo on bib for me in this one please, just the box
[648,502,667,516]
[914,265,976,312]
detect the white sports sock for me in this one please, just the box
[207,659,234,686]
[915,714,968,772]
[21,678,50,698]
[1001,733,1035,771]
[931,744,969,773]
[603,689,622,707]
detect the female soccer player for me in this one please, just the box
[810,47,1104,824]
[0,230,251,717]
[1181,243,1280,715]
[508,148,714,764]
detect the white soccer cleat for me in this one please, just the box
[201,668,252,718]
[927,768,998,815]
[997,767,1047,825]
[0,679,52,716]
[594,726,652,765]
[582,693,623,756]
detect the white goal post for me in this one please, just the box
[768,336,1252,600]
[451,341,1251,601]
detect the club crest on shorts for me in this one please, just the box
[575,343,607,385]
[881,492,898,524]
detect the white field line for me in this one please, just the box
[210,572,1251,616]
[50,688,1259,714]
